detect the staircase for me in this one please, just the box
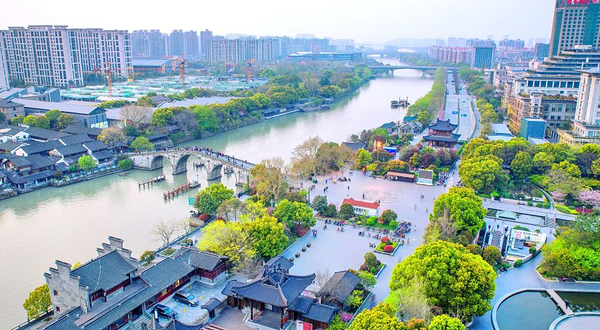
[544,215,556,228]
[130,314,152,330]
[202,325,228,330]
[489,230,503,249]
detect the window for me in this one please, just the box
[53,290,58,296]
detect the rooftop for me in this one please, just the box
[342,198,380,209]
[13,99,104,115]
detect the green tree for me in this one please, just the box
[23,115,37,127]
[23,284,51,320]
[552,160,582,178]
[11,115,25,125]
[246,214,288,258]
[23,115,50,129]
[324,203,337,217]
[380,210,398,224]
[191,105,219,133]
[417,110,432,125]
[349,302,408,330]
[45,109,62,129]
[151,107,174,127]
[426,187,486,242]
[250,158,289,202]
[77,155,98,171]
[458,155,507,194]
[390,241,496,321]
[338,203,355,219]
[99,126,126,147]
[129,136,154,151]
[355,148,373,168]
[0,112,5,124]
[319,85,342,98]
[117,159,133,170]
[510,151,533,181]
[217,198,245,222]
[482,246,502,266]
[57,114,74,129]
[198,220,256,271]
[532,151,555,174]
[429,315,465,330]
[312,195,328,214]
[195,183,234,215]
[273,199,315,230]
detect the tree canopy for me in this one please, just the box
[390,241,496,321]
[195,183,234,215]
[23,284,51,319]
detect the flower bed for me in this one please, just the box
[375,241,399,255]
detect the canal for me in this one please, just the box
[0,58,433,328]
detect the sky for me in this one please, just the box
[0,0,555,44]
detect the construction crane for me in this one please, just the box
[247,59,256,83]
[177,56,186,88]
[92,62,113,97]
[127,65,134,83]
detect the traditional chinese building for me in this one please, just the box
[423,119,460,148]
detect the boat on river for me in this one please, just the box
[189,180,200,188]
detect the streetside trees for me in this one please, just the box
[195,183,234,215]
[425,187,486,245]
[389,241,496,322]
[23,284,51,320]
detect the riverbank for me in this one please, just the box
[0,61,436,328]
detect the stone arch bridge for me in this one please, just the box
[127,149,254,185]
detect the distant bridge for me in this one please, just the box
[368,65,459,72]
[127,148,253,184]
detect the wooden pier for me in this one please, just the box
[138,176,165,189]
[163,182,192,200]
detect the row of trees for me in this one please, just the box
[10,109,74,130]
[406,68,447,124]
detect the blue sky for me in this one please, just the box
[0,0,555,44]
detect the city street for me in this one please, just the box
[444,72,476,142]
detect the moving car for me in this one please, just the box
[154,304,177,318]
[173,290,199,306]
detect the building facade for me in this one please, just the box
[534,43,550,60]
[131,30,168,58]
[0,37,9,90]
[507,92,576,134]
[0,26,132,87]
[550,0,600,56]
[471,46,496,69]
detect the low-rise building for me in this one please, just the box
[132,59,176,74]
[13,99,108,129]
[341,198,380,217]
[423,119,460,148]
[0,124,29,142]
[0,99,24,122]
[520,117,546,140]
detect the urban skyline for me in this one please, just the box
[2,0,555,44]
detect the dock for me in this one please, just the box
[546,289,574,315]
[138,176,165,189]
[163,182,192,200]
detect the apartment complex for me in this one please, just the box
[0,26,132,88]
[131,29,200,59]
[205,36,334,62]
[550,0,600,57]
[428,45,496,68]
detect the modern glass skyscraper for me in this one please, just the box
[550,0,600,56]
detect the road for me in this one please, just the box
[443,73,476,142]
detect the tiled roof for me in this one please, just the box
[428,119,458,132]
[62,124,102,137]
[318,270,360,303]
[185,249,229,271]
[0,140,24,152]
[82,140,107,152]
[4,169,54,184]
[91,150,114,161]
[341,142,365,151]
[379,121,396,129]
[265,256,293,273]
[342,198,380,209]
[140,253,195,289]
[0,98,22,108]
[71,250,137,292]
[55,144,87,157]
[25,126,69,141]
[201,298,222,312]
[59,134,93,146]
[13,99,105,115]
[423,133,461,143]
[19,141,62,155]
[303,302,338,324]
[289,296,314,314]
[43,307,82,330]
[26,154,57,170]
[157,319,203,330]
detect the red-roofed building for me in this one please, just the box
[342,198,380,217]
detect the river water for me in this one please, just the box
[0,58,433,328]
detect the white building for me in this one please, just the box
[558,68,600,145]
[0,26,132,88]
[342,198,380,217]
[0,37,9,91]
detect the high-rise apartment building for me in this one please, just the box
[549,0,600,57]
[534,43,551,60]
[557,68,600,144]
[0,37,9,90]
[0,25,132,88]
[200,29,213,56]
[169,30,185,57]
[205,36,332,62]
[131,30,167,58]
[183,31,200,58]
[499,39,525,49]
[471,46,496,69]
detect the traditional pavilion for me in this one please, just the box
[423,119,460,148]
[222,260,340,330]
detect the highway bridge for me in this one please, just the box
[368,65,459,72]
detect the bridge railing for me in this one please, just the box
[125,149,255,169]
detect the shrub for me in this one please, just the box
[556,204,579,215]
[366,217,376,226]
[381,209,398,224]
[514,259,523,268]
[483,246,502,266]
[388,220,398,229]
[118,158,133,170]
[140,250,155,264]
[529,246,537,255]
[384,245,395,253]
[381,236,390,244]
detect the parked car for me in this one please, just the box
[154,304,177,319]
[173,290,199,306]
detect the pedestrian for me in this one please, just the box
[362,193,365,199]
[347,185,350,190]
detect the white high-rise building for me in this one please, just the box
[0,37,9,90]
[575,68,600,124]
[0,25,132,88]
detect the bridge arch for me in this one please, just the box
[173,154,191,175]
[150,155,165,171]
